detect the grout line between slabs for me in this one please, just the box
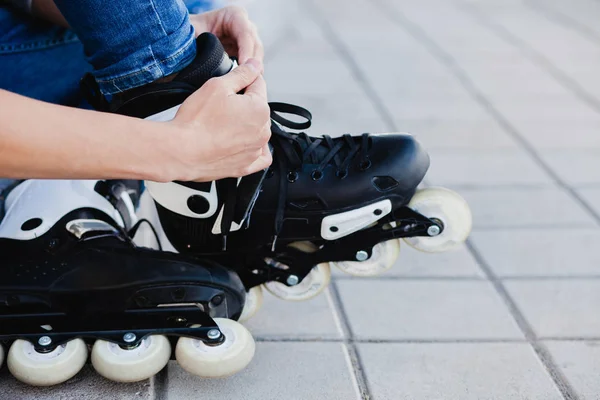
[363,0,582,397]
[324,281,373,400]
[153,366,169,400]
[302,0,398,133]
[457,1,600,117]
[466,240,579,400]
[376,0,600,228]
[523,0,600,47]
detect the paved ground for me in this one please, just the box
[4,0,600,399]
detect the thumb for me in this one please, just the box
[221,59,262,93]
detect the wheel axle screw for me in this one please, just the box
[123,332,136,343]
[427,225,441,237]
[355,250,369,261]
[38,336,52,346]
[207,329,221,340]
[286,275,299,286]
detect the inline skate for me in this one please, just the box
[0,179,255,386]
[84,32,472,316]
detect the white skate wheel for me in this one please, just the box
[91,335,171,382]
[8,338,88,386]
[263,241,331,301]
[332,239,400,277]
[175,318,255,378]
[238,286,263,322]
[404,187,472,253]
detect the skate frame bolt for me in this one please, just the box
[355,250,369,262]
[123,332,137,343]
[427,225,441,237]
[286,275,299,286]
[207,329,221,340]
[38,336,52,346]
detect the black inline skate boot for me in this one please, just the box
[0,179,255,386]
[82,32,472,310]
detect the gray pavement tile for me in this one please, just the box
[165,342,360,400]
[386,97,491,121]
[424,149,553,187]
[243,289,343,340]
[539,150,600,186]
[489,94,600,122]
[265,58,362,96]
[470,229,600,277]
[544,340,600,400]
[458,187,596,229]
[336,280,523,340]
[333,243,484,278]
[358,342,562,400]
[0,365,153,400]
[510,120,600,150]
[577,188,600,216]
[505,281,600,338]
[398,119,520,150]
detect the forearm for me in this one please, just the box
[31,0,68,28]
[0,90,176,182]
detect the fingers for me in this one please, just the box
[244,74,267,101]
[226,6,264,65]
[242,149,273,175]
[219,59,262,93]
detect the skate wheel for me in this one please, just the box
[263,262,331,301]
[404,187,472,253]
[7,338,88,386]
[332,239,400,277]
[175,318,255,378]
[263,241,331,301]
[239,286,263,322]
[91,335,171,382]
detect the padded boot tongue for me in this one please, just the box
[175,32,234,88]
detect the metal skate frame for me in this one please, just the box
[240,206,441,288]
[0,307,224,353]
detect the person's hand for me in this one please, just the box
[163,59,272,182]
[189,6,264,68]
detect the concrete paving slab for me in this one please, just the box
[458,187,596,229]
[577,188,600,216]
[0,365,153,400]
[424,149,553,187]
[470,229,600,277]
[505,280,600,338]
[243,289,343,340]
[337,280,523,340]
[544,340,600,400]
[165,342,360,400]
[358,342,562,400]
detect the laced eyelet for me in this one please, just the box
[287,171,299,183]
[336,170,348,179]
[359,159,372,170]
[311,170,324,181]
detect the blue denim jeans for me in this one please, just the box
[0,0,219,104]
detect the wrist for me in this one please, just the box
[138,121,187,183]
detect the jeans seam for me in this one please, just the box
[0,33,79,54]
[149,0,168,37]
